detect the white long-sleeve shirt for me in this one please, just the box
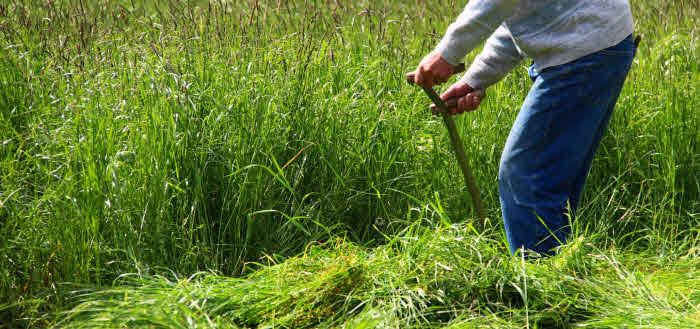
[434,0,635,89]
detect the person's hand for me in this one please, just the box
[440,82,485,115]
[412,52,457,88]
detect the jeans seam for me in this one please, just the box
[596,49,634,57]
[531,96,552,215]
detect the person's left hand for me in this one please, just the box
[440,81,485,115]
[412,52,457,88]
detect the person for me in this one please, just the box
[411,0,636,256]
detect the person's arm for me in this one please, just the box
[434,0,521,66]
[462,24,525,90]
[413,0,520,88]
[438,26,524,115]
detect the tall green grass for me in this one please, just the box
[0,0,698,327]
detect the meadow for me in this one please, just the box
[0,0,698,328]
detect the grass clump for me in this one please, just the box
[54,224,699,328]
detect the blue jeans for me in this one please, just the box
[500,35,636,255]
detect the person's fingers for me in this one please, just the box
[440,82,472,101]
[418,66,430,86]
[450,94,479,114]
[418,66,435,88]
[414,66,424,85]
[441,84,458,100]
[465,93,481,112]
[471,89,486,100]
[443,89,485,116]
[468,94,479,112]
[473,95,482,109]
[458,96,469,114]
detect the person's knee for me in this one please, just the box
[498,154,531,204]
[498,150,516,185]
[497,160,514,197]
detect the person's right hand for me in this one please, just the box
[412,52,457,89]
[440,82,485,115]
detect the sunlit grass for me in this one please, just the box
[53,225,699,328]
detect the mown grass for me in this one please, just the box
[0,0,698,328]
[52,224,700,328]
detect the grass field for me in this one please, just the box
[0,0,698,328]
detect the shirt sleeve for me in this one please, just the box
[461,25,525,89]
[434,0,521,66]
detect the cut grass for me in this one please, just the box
[53,225,699,328]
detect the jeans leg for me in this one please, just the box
[567,101,614,213]
[568,40,638,213]
[500,36,635,255]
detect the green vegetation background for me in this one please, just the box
[0,0,697,328]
